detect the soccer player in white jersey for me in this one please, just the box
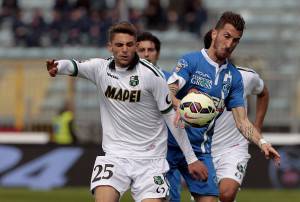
[212,66,268,202]
[46,22,207,202]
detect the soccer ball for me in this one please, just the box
[179,92,216,127]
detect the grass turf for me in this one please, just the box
[0,188,299,202]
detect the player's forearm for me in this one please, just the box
[168,83,181,109]
[168,82,179,96]
[254,86,269,131]
[162,110,198,164]
[233,107,266,149]
[56,60,77,76]
[237,119,262,146]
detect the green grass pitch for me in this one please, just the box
[0,188,299,202]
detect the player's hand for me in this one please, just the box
[188,160,208,181]
[46,59,58,77]
[174,107,185,128]
[261,143,281,166]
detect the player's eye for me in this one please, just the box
[115,43,123,47]
[127,42,134,47]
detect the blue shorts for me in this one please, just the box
[167,146,219,200]
[166,169,182,202]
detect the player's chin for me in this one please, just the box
[217,51,231,60]
[118,60,131,67]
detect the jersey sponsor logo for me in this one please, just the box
[129,75,139,86]
[107,72,119,79]
[191,74,212,89]
[195,71,211,79]
[175,59,188,72]
[165,94,171,105]
[105,85,141,102]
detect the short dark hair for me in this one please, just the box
[215,11,245,32]
[108,21,137,42]
[137,32,161,53]
[204,29,212,49]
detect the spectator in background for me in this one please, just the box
[53,0,71,15]
[52,103,77,145]
[88,9,101,46]
[26,8,46,47]
[48,10,65,46]
[144,0,168,30]
[129,7,143,31]
[90,0,108,12]
[12,9,28,46]
[66,8,89,45]
[0,0,19,24]
[179,0,207,37]
[74,0,91,12]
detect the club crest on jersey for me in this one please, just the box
[236,162,246,173]
[129,75,139,86]
[153,176,164,185]
[175,59,188,72]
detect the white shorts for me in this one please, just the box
[90,155,170,202]
[212,145,251,185]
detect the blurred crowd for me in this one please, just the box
[0,0,208,47]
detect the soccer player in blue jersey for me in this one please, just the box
[167,11,280,202]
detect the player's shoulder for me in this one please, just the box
[75,57,110,65]
[139,58,165,79]
[181,51,202,60]
[236,66,258,74]
[236,66,260,79]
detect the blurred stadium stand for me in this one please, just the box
[0,0,300,143]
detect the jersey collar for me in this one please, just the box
[108,54,140,70]
[201,48,228,69]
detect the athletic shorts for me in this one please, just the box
[90,155,170,202]
[167,146,219,199]
[166,169,182,202]
[212,145,251,185]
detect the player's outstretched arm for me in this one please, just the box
[232,106,280,165]
[254,85,269,132]
[163,109,208,181]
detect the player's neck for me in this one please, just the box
[207,48,226,66]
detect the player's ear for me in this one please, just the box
[211,29,217,41]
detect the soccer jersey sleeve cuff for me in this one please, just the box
[57,60,77,76]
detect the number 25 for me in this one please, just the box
[92,164,114,182]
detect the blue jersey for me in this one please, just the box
[168,49,244,154]
[162,69,171,80]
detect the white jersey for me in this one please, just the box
[211,67,264,156]
[57,56,173,159]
